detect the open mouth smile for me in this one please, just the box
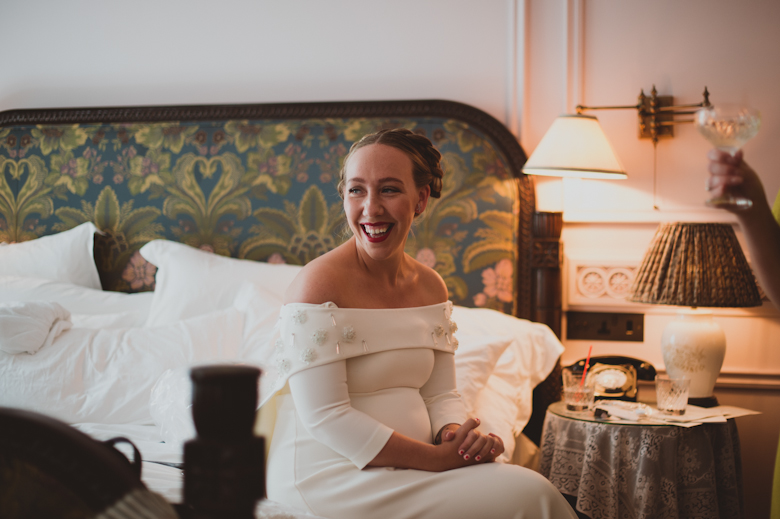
[361,223,394,242]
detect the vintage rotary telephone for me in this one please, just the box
[565,356,656,402]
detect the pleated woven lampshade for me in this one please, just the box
[628,222,762,307]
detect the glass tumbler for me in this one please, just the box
[655,374,690,415]
[562,368,595,412]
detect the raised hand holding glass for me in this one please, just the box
[695,104,761,210]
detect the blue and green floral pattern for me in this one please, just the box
[1,116,520,313]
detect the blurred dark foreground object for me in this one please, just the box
[182,365,265,519]
[0,406,177,519]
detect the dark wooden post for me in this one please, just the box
[531,211,563,338]
[523,211,563,446]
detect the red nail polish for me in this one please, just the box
[490,449,496,454]
[458,450,464,455]
[475,455,481,461]
[464,454,470,460]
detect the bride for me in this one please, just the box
[266,128,576,519]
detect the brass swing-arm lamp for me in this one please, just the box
[522,85,712,179]
[576,85,711,144]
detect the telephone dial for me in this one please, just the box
[565,355,657,402]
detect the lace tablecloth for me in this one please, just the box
[539,402,743,519]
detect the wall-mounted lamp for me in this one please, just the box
[523,86,711,179]
[522,114,627,179]
[577,86,711,144]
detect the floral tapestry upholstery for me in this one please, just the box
[0,112,523,314]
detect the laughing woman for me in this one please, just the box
[266,128,576,519]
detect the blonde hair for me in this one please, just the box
[337,128,444,201]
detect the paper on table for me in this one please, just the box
[654,404,760,423]
[716,405,761,419]
[591,401,704,427]
[562,401,760,428]
[654,404,726,423]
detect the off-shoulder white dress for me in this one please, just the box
[265,302,576,519]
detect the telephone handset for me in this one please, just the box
[565,356,657,402]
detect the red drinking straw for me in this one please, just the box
[579,345,593,387]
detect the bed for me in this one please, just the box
[0,99,564,518]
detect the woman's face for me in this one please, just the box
[343,143,429,262]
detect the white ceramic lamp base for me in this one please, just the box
[661,309,726,406]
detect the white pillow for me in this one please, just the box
[233,282,285,361]
[452,306,563,394]
[0,276,153,327]
[452,306,564,462]
[140,240,302,327]
[0,222,101,289]
[0,307,244,424]
[472,374,520,463]
[453,334,512,417]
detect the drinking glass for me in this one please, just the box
[695,104,761,210]
[562,368,595,412]
[655,374,690,415]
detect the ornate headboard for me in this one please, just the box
[0,100,562,442]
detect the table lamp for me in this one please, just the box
[628,222,762,407]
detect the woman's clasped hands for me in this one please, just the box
[435,418,504,470]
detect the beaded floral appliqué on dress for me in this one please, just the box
[341,326,356,342]
[300,348,317,364]
[274,302,458,381]
[275,357,291,375]
[312,329,328,346]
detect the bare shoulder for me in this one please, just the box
[283,243,354,305]
[411,258,449,305]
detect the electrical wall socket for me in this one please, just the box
[566,311,644,342]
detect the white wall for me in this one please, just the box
[0,0,513,123]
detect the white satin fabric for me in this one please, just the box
[266,303,576,519]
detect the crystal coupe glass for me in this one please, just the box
[695,104,761,210]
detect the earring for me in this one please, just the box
[415,204,422,214]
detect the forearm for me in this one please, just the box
[368,419,503,471]
[366,430,465,472]
[737,200,780,305]
[706,152,780,305]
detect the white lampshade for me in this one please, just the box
[522,114,627,179]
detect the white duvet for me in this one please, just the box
[0,301,73,355]
[0,308,244,424]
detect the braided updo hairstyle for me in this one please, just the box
[338,128,444,203]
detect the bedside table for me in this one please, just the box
[539,401,744,519]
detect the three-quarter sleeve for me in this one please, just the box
[288,359,394,469]
[419,350,468,438]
